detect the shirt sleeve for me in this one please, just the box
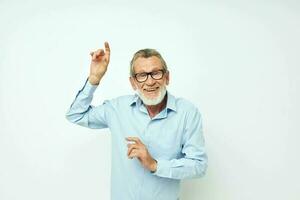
[65,78,110,129]
[152,108,208,179]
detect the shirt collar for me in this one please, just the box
[129,94,140,106]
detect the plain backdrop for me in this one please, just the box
[0,0,299,200]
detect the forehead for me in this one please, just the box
[133,56,163,73]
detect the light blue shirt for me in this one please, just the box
[66,79,208,200]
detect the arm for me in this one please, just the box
[65,42,111,129]
[65,79,110,129]
[152,108,208,179]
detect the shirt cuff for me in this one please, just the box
[151,159,171,177]
[151,159,185,177]
[81,78,98,96]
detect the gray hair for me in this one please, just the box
[129,48,168,76]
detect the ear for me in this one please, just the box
[129,77,137,90]
[165,71,170,85]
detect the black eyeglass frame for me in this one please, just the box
[133,69,167,83]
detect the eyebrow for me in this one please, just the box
[135,68,164,74]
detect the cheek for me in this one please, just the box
[136,83,144,90]
[158,79,167,86]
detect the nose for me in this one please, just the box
[145,74,155,85]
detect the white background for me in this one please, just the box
[0,0,299,199]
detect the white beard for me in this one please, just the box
[136,86,167,106]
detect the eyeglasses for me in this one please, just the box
[134,69,166,83]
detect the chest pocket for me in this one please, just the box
[147,123,183,160]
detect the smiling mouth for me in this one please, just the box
[144,87,159,92]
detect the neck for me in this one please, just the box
[145,94,168,118]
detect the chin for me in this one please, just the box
[143,93,159,100]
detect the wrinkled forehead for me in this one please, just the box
[133,56,163,73]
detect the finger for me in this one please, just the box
[127,145,139,156]
[95,49,104,57]
[99,49,105,56]
[104,42,110,62]
[104,41,110,55]
[92,52,97,60]
[93,50,104,61]
[127,143,139,151]
[93,49,100,59]
[126,137,142,145]
[128,149,139,159]
[127,143,139,148]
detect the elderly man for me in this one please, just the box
[66,42,207,200]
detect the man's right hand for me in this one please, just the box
[88,42,111,85]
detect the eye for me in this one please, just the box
[151,71,161,76]
[151,70,163,79]
[136,73,147,78]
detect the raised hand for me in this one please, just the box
[88,42,111,85]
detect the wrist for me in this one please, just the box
[150,159,157,173]
[88,75,101,85]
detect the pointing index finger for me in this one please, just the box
[104,41,110,54]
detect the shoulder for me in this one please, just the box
[171,96,204,133]
[167,94,203,124]
[176,97,197,109]
[173,96,202,115]
[104,94,136,108]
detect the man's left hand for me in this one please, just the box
[126,137,157,172]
